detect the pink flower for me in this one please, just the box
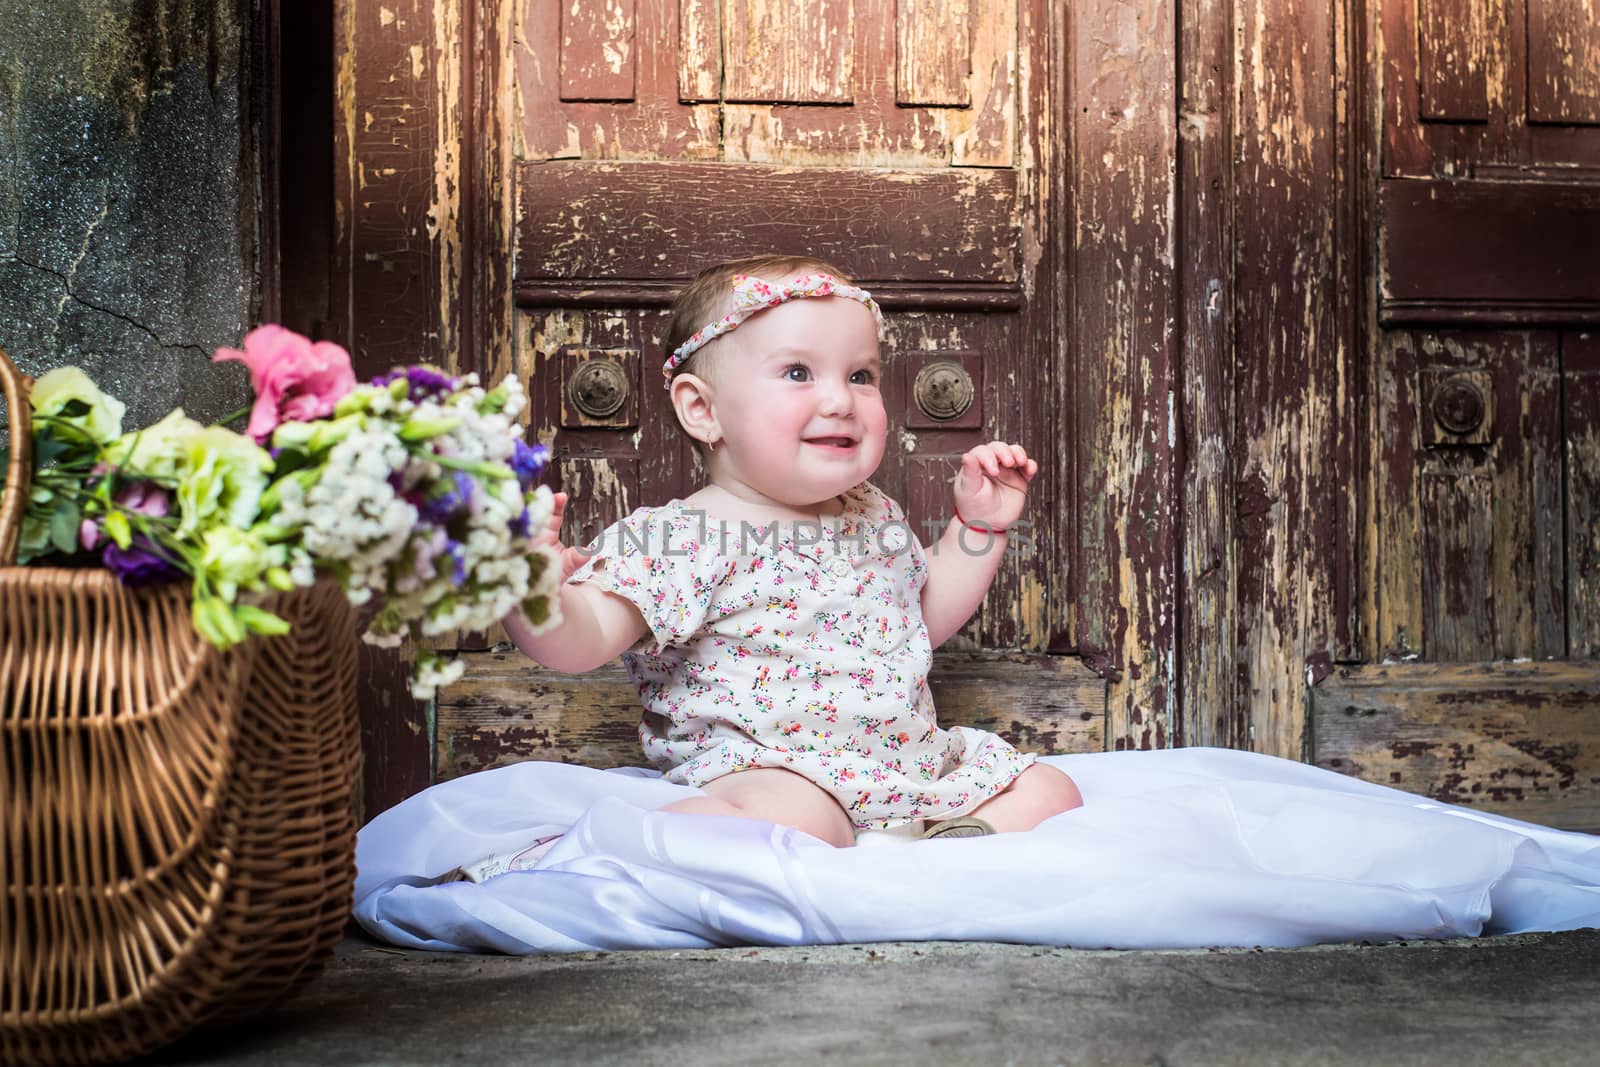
[214,325,356,443]
[79,483,171,550]
[119,482,172,518]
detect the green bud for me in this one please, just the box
[103,510,133,550]
[265,566,296,592]
[235,604,292,636]
[192,596,229,648]
[521,595,551,627]
[309,413,365,452]
[477,386,508,415]
[335,387,374,418]
[398,415,462,442]
[270,421,317,450]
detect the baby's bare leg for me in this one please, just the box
[660,767,857,848]
[965,763,1083,833]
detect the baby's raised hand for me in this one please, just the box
[530,491,588,582]
[954,441,1037,530]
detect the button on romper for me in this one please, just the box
[568,481,1035,830]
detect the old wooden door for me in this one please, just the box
[418,0,1106,775]
[1312,0,1600,831]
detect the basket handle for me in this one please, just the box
[0,346,34,565]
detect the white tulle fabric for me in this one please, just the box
[353,748,1600,954]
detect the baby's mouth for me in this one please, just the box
[803,435,858,449]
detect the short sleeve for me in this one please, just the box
[567,505,729,653]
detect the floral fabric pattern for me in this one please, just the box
[568,482,1034,829]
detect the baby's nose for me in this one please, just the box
[816,378,854,414]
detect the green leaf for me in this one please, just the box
[17,514,51,561]
[271,446,311,475]
[32,428,69,467]
[49,500,81,554]
[56,398,92,418]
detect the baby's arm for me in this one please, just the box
[920,442,1037,648]
[502,492,648,673]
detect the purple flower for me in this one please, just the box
[445,539,468,585]
[376,365,459,399]
[511,440,550,489]
[421,471,475,523]
[508,507,532,539]
[103,537,182,587]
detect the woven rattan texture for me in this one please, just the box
[0,348,364,1066]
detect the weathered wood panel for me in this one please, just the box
[1420,472,1495,659]
[950,0,1016,167]
[1382,0,1600,179]
[677,0,720,102]
[335,0,469,815]
[438,651,1106,778]
[1071,0,1177,751]
[719,0,1017,168]
[1568,329,1600,658]
[1178,0,1239,747]
[559,0,636,102]
[518,0,720,161]
[515,161,1020,283]
[1313,662,1600,831]
[1527,0,1600,125]
[1379,181,1600,323]
[723,0,854,103]
[897,0,973,107]
[1416,0,1489,123]
[1232,0,1345,757]
[1375,330,1563,663]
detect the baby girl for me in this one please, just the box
[503,254,1082,852]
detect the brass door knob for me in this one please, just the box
[913,360,975,421]
[568,359,628,419]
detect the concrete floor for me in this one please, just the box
[137,926,1600,1066]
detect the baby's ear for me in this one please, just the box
[669,372,719,448]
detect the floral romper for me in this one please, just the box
[567,481,1035,830]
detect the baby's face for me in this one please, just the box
[708,292,887,509]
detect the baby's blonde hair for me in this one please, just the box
[663,254,853,454]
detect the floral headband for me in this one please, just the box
[661,272,886,387]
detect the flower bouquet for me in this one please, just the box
[2,325,562,698]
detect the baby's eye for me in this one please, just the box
[850,368,879,386]
[783,365,811,382]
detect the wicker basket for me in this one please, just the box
[0,348,363,1066]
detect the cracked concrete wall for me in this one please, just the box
[0,0,256,429]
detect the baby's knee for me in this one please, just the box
[1022,763,1084,819]
[712,768,857,848]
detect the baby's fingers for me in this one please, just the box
[988,441,1039,480]
[531,491,569,549]
[559,544,587,582]
[958,450,988,494]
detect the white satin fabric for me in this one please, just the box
[353,748,1600,954]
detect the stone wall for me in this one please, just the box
[0,0,256,428]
